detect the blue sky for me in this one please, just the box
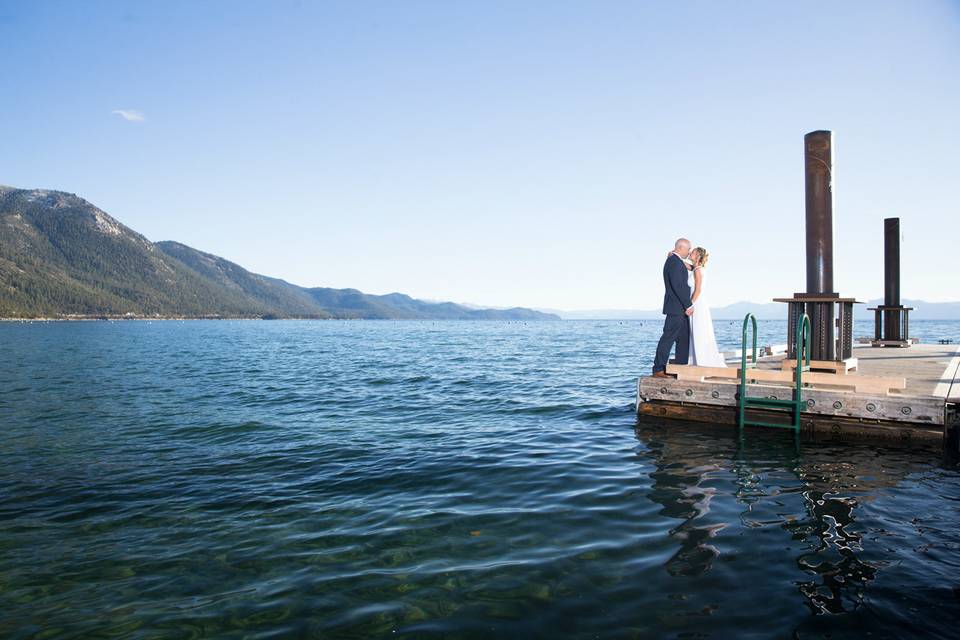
[1,0,958,310]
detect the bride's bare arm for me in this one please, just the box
[691,268,703,304]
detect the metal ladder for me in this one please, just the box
[737,312,811,432]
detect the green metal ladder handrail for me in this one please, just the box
[737,312,811,432]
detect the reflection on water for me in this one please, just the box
[646,441,726,578]
[638,421,959,637]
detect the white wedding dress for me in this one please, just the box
[687,266,727,367]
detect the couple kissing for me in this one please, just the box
[652,238,726,378]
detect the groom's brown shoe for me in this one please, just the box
[652,371,672,379]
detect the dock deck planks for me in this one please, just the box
[638,343,960,440]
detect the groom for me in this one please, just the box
[652,238,695,378]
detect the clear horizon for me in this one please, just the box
[2,1,958,311]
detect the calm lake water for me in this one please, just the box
[2,319,959,639]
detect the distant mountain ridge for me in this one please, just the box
[0,185,558,320]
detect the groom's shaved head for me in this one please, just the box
[674,238,691,257]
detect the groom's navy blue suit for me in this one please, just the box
[653,254,693,373]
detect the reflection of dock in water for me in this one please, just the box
[635,422,943,622]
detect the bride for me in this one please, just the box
[685,247,726,367]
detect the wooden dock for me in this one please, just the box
[637,343,960,446]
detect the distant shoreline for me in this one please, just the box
[1,316,302,322]
[0,316,560,322]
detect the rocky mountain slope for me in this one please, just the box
[0,186,558,320]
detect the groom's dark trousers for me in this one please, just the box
[653,253,694,374]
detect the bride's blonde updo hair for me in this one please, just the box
[694,247,710,267]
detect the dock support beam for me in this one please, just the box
[804,130,835,297]
[775,131,858,362]
[869,217,912,347]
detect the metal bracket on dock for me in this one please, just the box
[868,305,913,347]
[778,297,856,361]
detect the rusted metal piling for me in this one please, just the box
[774,131,856,363]
[885,217,900,308]
[868,217,913,347]
[804,130,835,297]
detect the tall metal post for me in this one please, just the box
[869,217,912,346]
[884,217,900,306]
[804,131,835,296]
[883,217,901,340]
[802,131,837,361]
[776,130,859,362]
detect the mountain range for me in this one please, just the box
[0,185,558,320]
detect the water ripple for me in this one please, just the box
[1,320,959,639]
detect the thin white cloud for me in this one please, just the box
[111,109,146,123]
